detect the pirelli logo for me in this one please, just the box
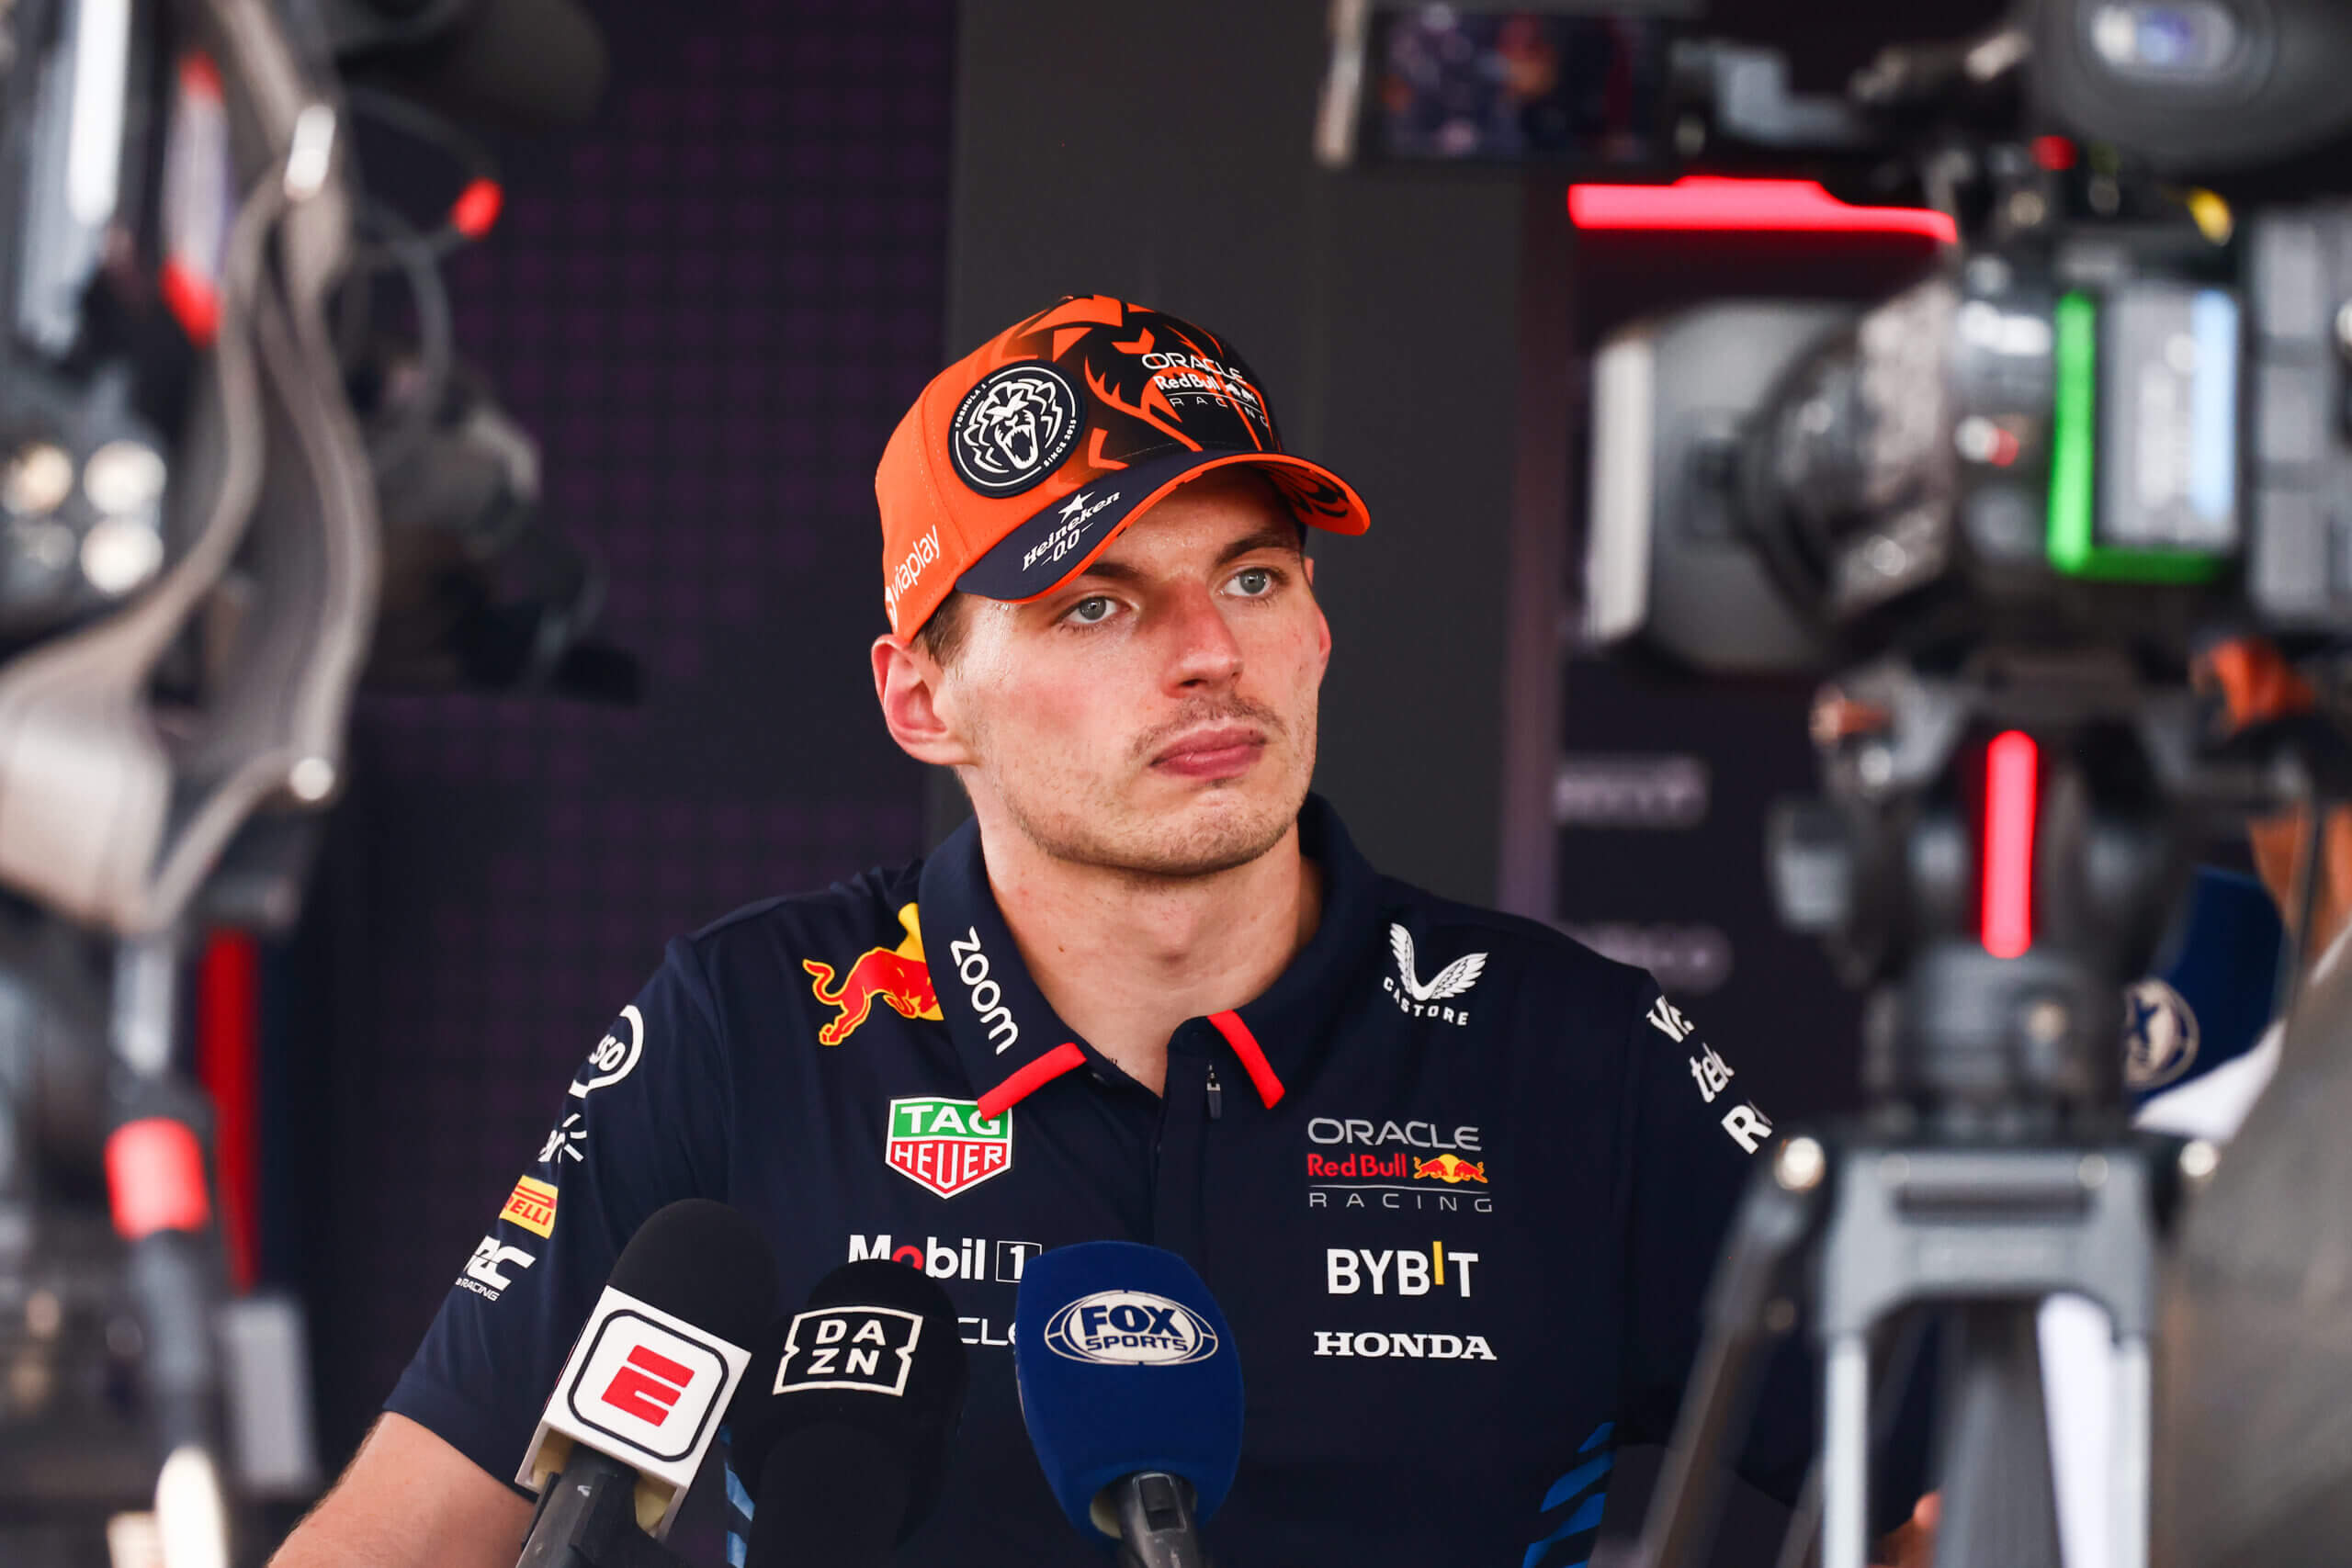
[500,1174,560,1237]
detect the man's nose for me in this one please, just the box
[1160,584,1244,690]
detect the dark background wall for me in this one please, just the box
[943,0,1532,903]
[279,0,953,1461]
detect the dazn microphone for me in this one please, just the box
[514,1200,781,1565]
[729,1260,970,1568]
[1013,1242,1243,1568]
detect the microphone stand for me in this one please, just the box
[515,1450,695,1568]
[1102,1472,1210,1568]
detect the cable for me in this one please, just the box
[347,194,454,477]
[339,85,503,263]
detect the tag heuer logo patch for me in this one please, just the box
[947,362,1082,497]
[885,1097,1012,1198]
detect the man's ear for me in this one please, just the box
[1302,555,1332,667]
[872,636,976,767]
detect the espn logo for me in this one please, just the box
[601,1344,695,1425]
[564,1310,728,1463]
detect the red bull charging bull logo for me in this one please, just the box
[804,903,944,1046]
[1412,1154,1487,1185]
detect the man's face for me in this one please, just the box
[931,468,1330,879]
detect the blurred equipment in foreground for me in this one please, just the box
[0,0,623,1559]
[1324,2,2352,1566]
[2156,903,2352,1565]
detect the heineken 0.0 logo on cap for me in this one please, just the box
[886,1096,1013,1198]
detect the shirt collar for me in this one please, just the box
[917,795,1382,1116]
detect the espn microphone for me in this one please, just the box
[1012,1242,1243,1568]
[514,1200,781,1565]
[729,1260,970,1568]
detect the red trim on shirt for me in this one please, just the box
[977,1042,1087,1120]
[1207,1010,1284,1108]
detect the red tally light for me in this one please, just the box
[159,258,220,347]
[1982,730,2039,959]
[106,1119,212,1241]
[198,931,260,1290]
[2032,135,2078,172]
[1566,176,1958,243]
[450,177,504,240]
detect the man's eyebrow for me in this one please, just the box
[1215,526,1307,566]
[1067,526,1305,587]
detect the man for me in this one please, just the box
[273,296,1924,1566]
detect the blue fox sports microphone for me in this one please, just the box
[514,1201,781,1566]
[1013,1242,1244,1568]
[728,1260,970,1568]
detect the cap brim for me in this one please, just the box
[954,451,1370,604]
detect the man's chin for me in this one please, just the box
[1111,777,1303,877]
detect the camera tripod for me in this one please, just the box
[1635,650,2298,1568]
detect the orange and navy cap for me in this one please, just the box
[874,295,1372,638]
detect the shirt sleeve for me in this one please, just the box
[1613,976,1815,1505]
[384,938,734,1491]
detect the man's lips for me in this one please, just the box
[1150,725,1268,779]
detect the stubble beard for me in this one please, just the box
[988,697,1317,885]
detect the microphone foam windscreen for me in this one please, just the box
[607,1199,782,1350]
[729,1260,969,1543]
[1012,1241,1243,1537]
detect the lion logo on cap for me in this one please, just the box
[948,362,1083,497]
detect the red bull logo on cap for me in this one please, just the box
[805,903,944,1046]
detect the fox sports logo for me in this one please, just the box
[1043,1290,1219,1366]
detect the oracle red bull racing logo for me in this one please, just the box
[1305,1115,1493,1213]
[805,903,944,1046]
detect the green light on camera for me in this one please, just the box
[2045,291,2224,583]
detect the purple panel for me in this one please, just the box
[307,0,951,1467]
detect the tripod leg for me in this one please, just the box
[2111,1334,2151,1568]
[108,934,232,1568]
[1781,1304,1936,1568]
[1935,1303,2064,1568]
[1775,1467,1822,1568]
[1639,1152,1821,1568]
[1821,1334,1871,1568]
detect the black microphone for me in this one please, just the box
[729,1260,971,1568]
[514,1200,781,1566]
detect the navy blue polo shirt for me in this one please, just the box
[388,796,1835,1566]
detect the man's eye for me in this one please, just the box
[1067,596,1116,625]
[1232,567,1277,596]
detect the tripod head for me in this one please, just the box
[1767,647,2312,1132]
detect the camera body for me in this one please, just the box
[1555,0,2352,675]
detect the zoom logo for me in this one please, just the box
[946,929,1019,1055]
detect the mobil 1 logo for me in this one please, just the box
[775,1305,925,1396]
